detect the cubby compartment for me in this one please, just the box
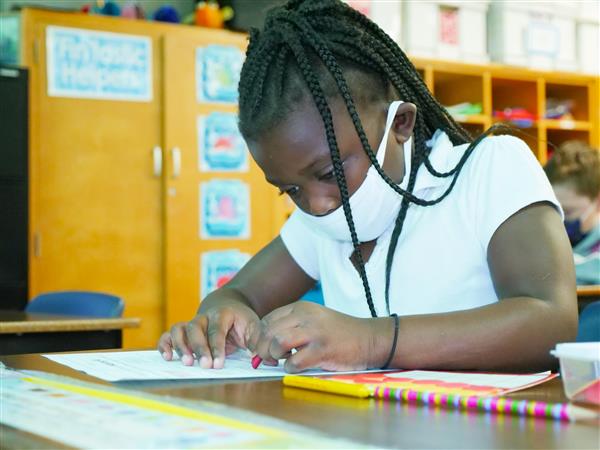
[545,83,590,122]
[503,126,541,158]
[546,129,591,160]
[491,78,539,126]
[434,72,485,127]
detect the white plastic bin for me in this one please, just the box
[488,0,578,71]
[402,1,490,63]
[577,1,600,75]
[551,342,600,405]
[344,1,402,44]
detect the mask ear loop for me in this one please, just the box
[376,100,404,166]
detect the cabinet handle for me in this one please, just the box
[152,146,163,177]
[171,147,181,179]
[33,232,41,257]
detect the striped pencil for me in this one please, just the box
[373,386,598,422]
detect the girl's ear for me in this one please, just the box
[391,102,417,144]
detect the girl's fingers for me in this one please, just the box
[243,320,279,366]
[284,345,318,374]
[157,332,174,361]
[169,322,195,366]
[268,328,309,360]
[206,310,235,369]
[254,314,302,362]
[185,318,213,369]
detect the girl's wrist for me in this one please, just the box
[364,316,398,369]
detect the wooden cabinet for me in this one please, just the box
[162,31,278,326]
[22,10,166,348]
[20,9,278,348]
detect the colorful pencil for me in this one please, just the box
[373,386,598,422]
[284,375,371,398]
[283,375,599,422]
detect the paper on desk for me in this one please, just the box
[43,350,381,382]
[0,366,364,449]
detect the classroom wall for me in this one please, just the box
[0,0,196,17]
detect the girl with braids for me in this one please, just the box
[158,0,576,372]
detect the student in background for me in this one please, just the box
[545,141,600,285]
[159,0,576,373]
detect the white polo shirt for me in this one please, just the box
[280,132,562,318]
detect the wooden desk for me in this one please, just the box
[577,285,600,312]
[577,285,600,297]
[0,311,140,355]
[1,352,598,449]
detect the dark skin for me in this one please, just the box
[158,97,577,372]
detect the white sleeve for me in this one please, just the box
[279,210,321,280]
[469,135,563,250]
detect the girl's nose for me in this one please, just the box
[307,194,339,217]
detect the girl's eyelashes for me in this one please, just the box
[278,186,300,197]
[317,160,346,182]
[318,169,335,181]
[276,160,346,197]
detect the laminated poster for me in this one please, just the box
[46,26,152,101]
[196,45,243,103]
[201,250,250,300]
[200,179,250,239]
[198,113,248,172]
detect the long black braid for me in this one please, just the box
[238,0,506,317]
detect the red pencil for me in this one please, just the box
[251,355,262,369]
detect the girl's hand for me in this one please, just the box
[157,300,277,369]
[251,301,385,373]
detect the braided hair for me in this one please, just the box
[239,0,502,317]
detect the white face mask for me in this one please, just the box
[296,100,410,242]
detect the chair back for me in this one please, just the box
[25,291,124,318]
[577,301,600,342]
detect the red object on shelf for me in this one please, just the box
[493,107,536,121]
[493,107,536,127]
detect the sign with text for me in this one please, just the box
[46,26,152,101]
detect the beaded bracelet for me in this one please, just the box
[381,313,399,369]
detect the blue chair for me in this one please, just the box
[577,301,600,342]
[301,282,324,305]
[25,291,124,318]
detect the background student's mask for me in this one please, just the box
[297,100,411,242]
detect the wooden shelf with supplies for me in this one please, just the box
[413,57,599,165]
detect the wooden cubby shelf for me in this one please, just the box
[412,57,599,165]
[542,119,591,131]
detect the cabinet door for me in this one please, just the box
[163,30,278,328]
[29,18,164,348]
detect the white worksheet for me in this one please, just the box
[43,350,380,382]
